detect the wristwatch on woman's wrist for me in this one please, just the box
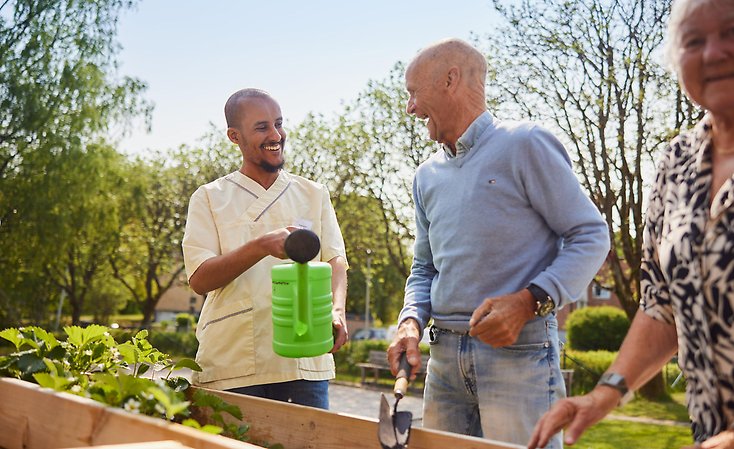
[597,372,634,406]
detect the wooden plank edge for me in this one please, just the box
[0,378,261,449]
[191,386,523,449]
[63,440,195,449]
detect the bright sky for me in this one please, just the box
[115,0,502,154]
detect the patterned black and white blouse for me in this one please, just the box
[641,115,734,443]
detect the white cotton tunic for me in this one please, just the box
[182,170,347,390]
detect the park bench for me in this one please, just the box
[356,350,429,385]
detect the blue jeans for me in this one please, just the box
[227,379,329,409]
[423,318,564,448]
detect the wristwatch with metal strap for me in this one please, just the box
[597,372,634,406]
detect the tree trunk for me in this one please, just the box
[638,371,668,400]
[70,294,82,325]
[140,301,155,329]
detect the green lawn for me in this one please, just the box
[574,393,693,449]
[574,420,693,449]
[615,393,689,422]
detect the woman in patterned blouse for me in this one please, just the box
[528,0,734,448]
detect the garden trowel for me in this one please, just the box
[378,352,413,449]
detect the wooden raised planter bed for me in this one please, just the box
[0,377,522,449]
[0,378,253,449]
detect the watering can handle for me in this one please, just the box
[285,229,320,263]
[285,229,320,337]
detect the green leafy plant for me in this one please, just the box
[192,389,250,440]
[0,325,197,420]
[189,389,284,448]
[0,325,276,446]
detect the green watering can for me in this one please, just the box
[271,229,334,358]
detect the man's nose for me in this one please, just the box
[269,127,283,141]
[406,99,416,115]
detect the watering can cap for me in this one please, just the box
[284,229,321,263]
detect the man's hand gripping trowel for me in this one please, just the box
[378,353,413,449]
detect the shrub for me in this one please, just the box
[566,306,630,351]
[149,331,199,358]
[562,348,616,395]
[176,313,196,332]
[561,348,685,396]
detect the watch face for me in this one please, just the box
[599,373,629,394]
[537,299,554,317]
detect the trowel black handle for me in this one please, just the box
[284,229,320,264]
[394,353,412,399]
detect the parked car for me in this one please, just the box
[351,327,388,341]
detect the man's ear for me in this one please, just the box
[446,67,460,90]
[226,127,239,145]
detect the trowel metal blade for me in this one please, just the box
[378,393,412,449]
[393,408,413,447]
[378,393,398,449]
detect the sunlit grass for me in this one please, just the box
[573,420,693,449]
[614,393,689,422]
[79,314,144,323]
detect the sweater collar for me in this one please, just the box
[443,111,494,159]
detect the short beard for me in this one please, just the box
[259,160,284,173]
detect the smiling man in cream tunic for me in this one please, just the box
[182,88,348,409]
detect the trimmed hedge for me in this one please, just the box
[562,349,686,395]
[566,306,630,351]
[149,331,199,357]
[562,349,616,395]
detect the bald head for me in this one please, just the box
[409,38,488,92]
[224,88,273,128]
[404,38,488,149]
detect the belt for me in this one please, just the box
[428,325,469,343]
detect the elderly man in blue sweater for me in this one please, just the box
[386,38,610,448]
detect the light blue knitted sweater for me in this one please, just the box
[399,112,610,332]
